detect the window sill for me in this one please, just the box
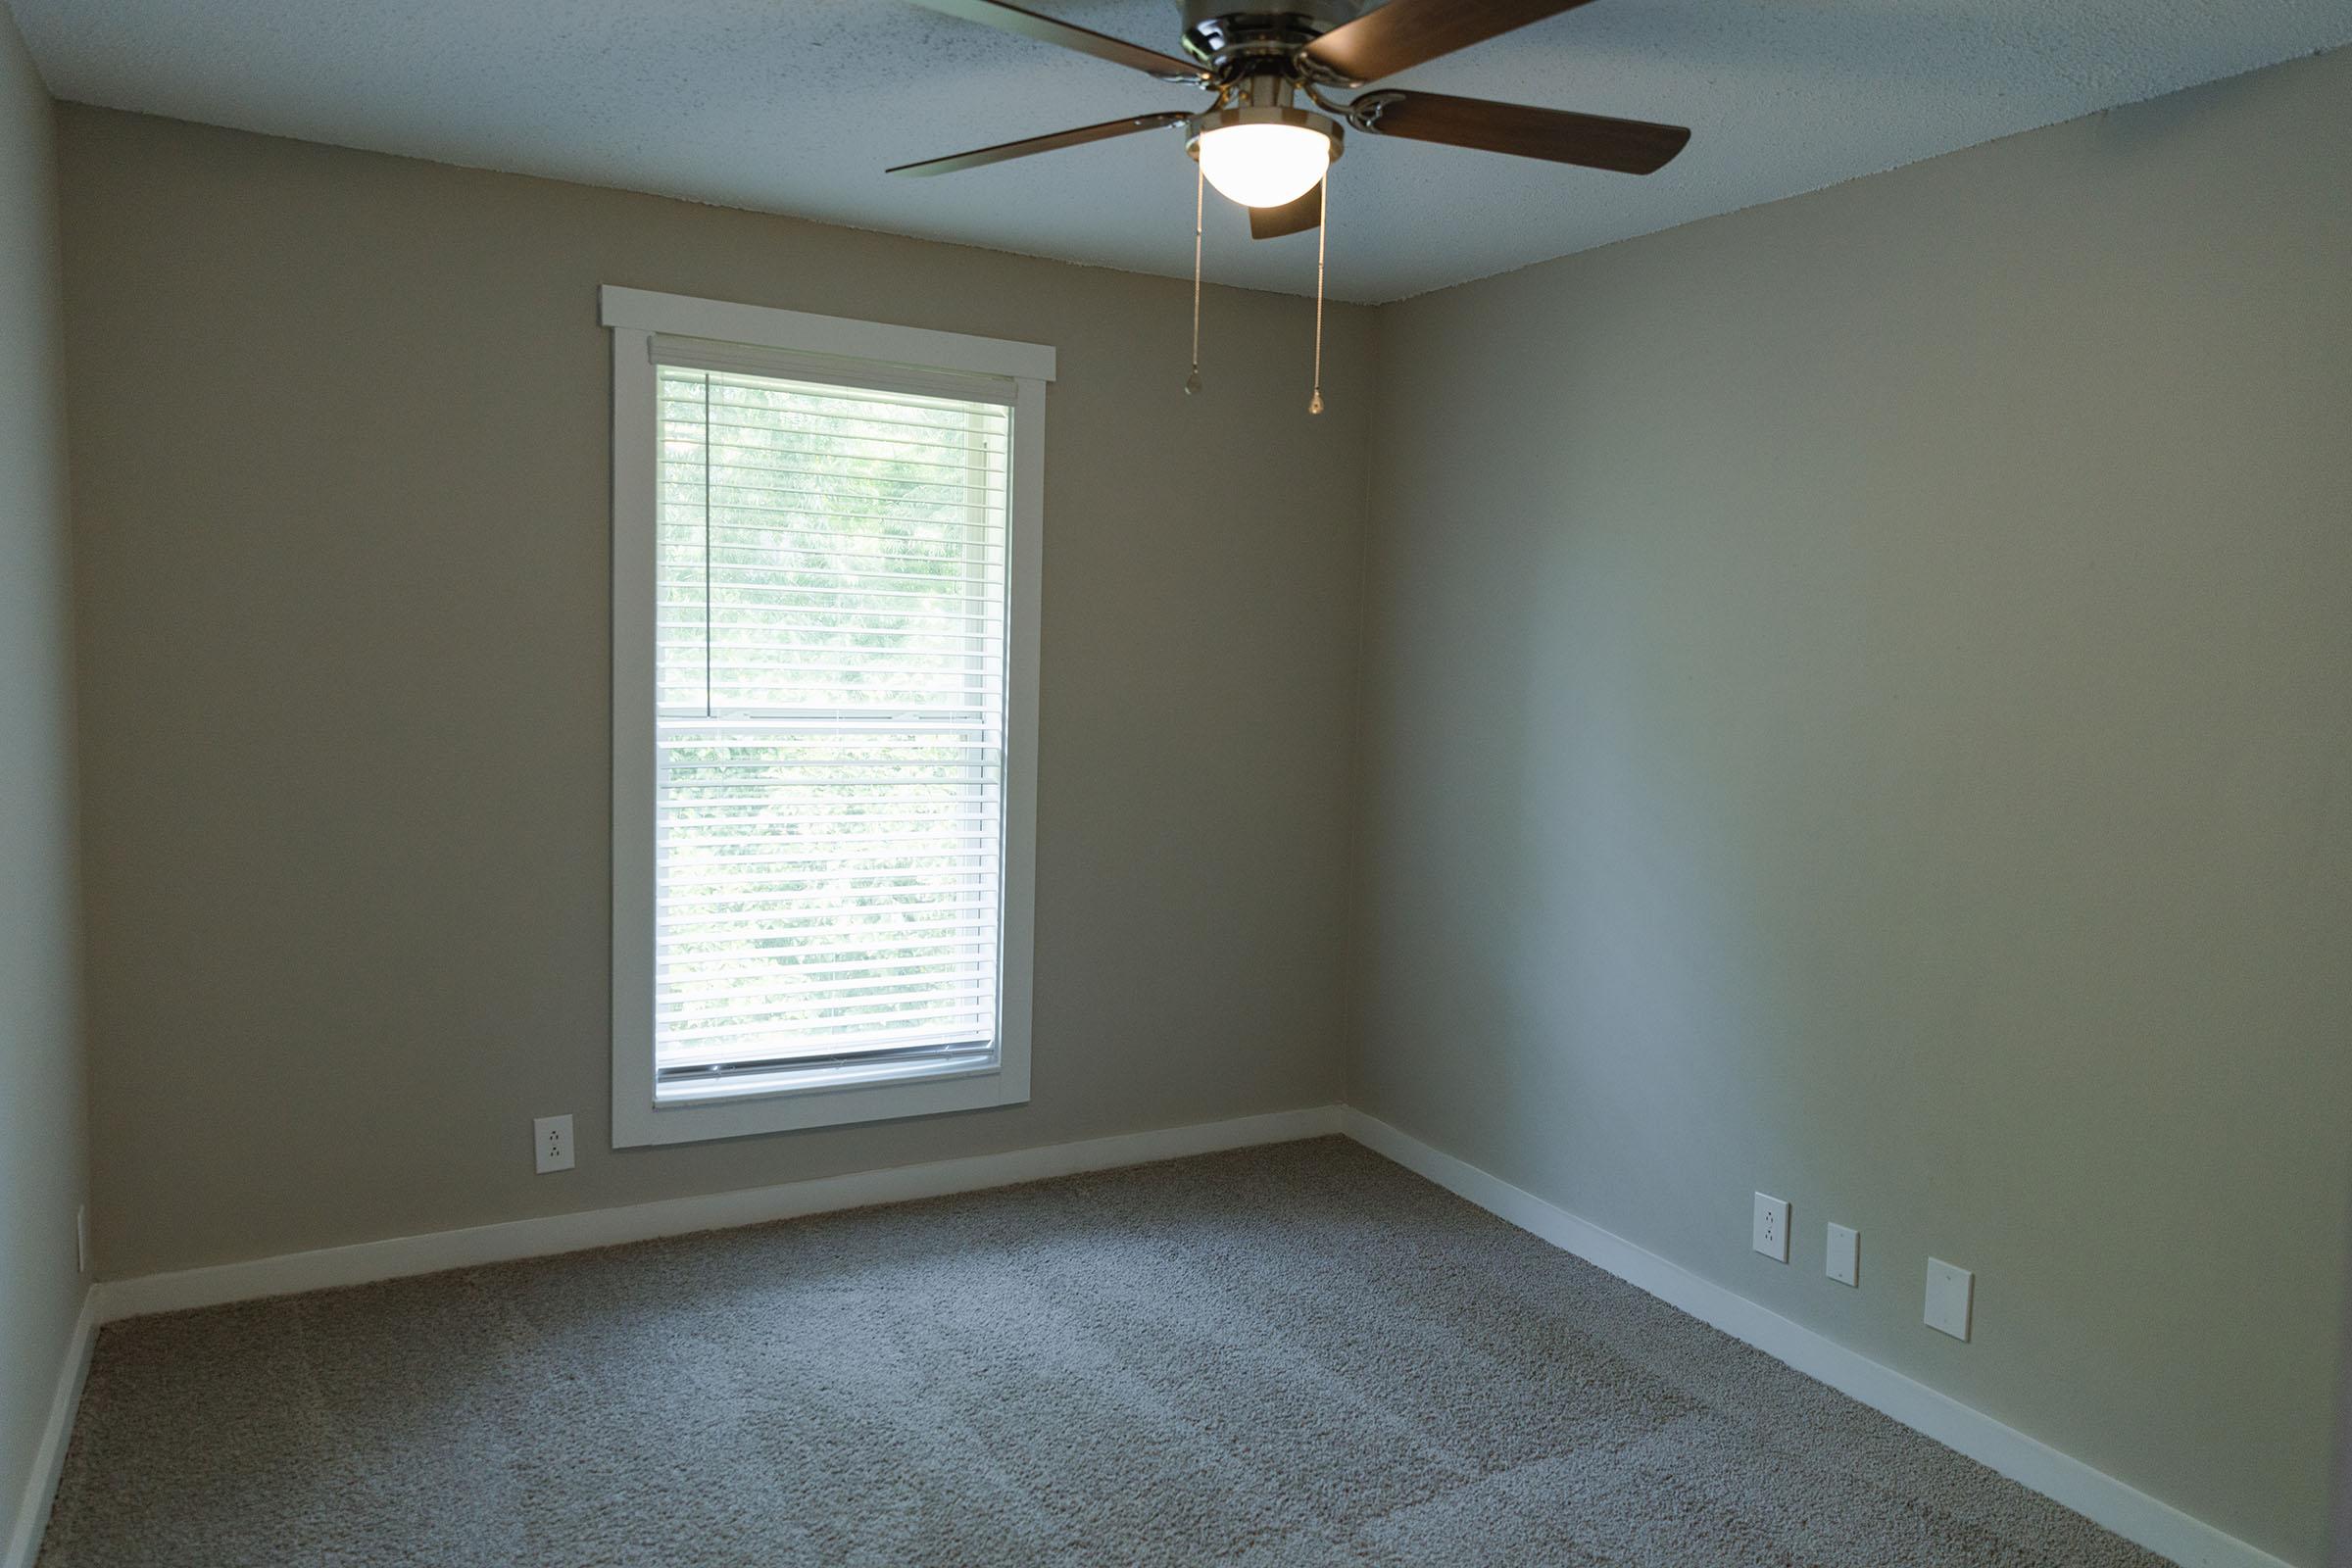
[613,1052,1028,1148]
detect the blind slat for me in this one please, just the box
[660,980,998,1020]
[659,902,1000,933]
[687,444,1009,482]
[658,581,1006,614]
[668,490,1008,525]
[660,947,997,983]
[663,558,1008,592]
[655,1005,995,1051]
[658,1027,993,1073]
[665,415,1011,465]
[665,515,1005,552]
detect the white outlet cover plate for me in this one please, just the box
[1926,1257,1974,1340]
[534,1113,575,1174]
[1752,1193,1790,1262]
[1826,1223,1859,1287]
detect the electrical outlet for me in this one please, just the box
[1926,1257,1974,1341]
[75,1204,88,1277]
[1751,1193,1790,1262]
[1826,1222,1859,1287]
[534,1114,575,1174]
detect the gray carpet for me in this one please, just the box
[40,1138,2172,1567]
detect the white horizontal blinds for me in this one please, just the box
[655,361,1009,1086]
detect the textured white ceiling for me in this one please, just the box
[12,0,2350,301]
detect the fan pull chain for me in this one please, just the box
[1185,164,1204,396]
[1308,176,1327,416]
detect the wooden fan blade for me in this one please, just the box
[901,0,1206,81]
[889,113,1193,176]
[1350,90,1690,174]
[1305,0,1604,84]
[1250,184,1324,240]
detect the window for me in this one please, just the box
[605,287,1049,1146]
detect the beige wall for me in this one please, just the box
[58,106,1371,1281]
[1354,49,2351,1567]
[0,3,86,1549]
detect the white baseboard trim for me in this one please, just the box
[68,1102,2290,1568]
[4,1288,96,1568]
[95,1104,1344,1324]
[1340,1108,2291,1568]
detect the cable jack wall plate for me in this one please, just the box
[1826,1222,1859,1286]
[1926,1257,1974,1341]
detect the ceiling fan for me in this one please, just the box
[887,0,1692,240]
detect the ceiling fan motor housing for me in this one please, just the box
[1178,1,1363,76]
[1176,2,1351,180]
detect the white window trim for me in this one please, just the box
[604,285,1051,1149]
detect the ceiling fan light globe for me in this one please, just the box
[1198,122,1331,209]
